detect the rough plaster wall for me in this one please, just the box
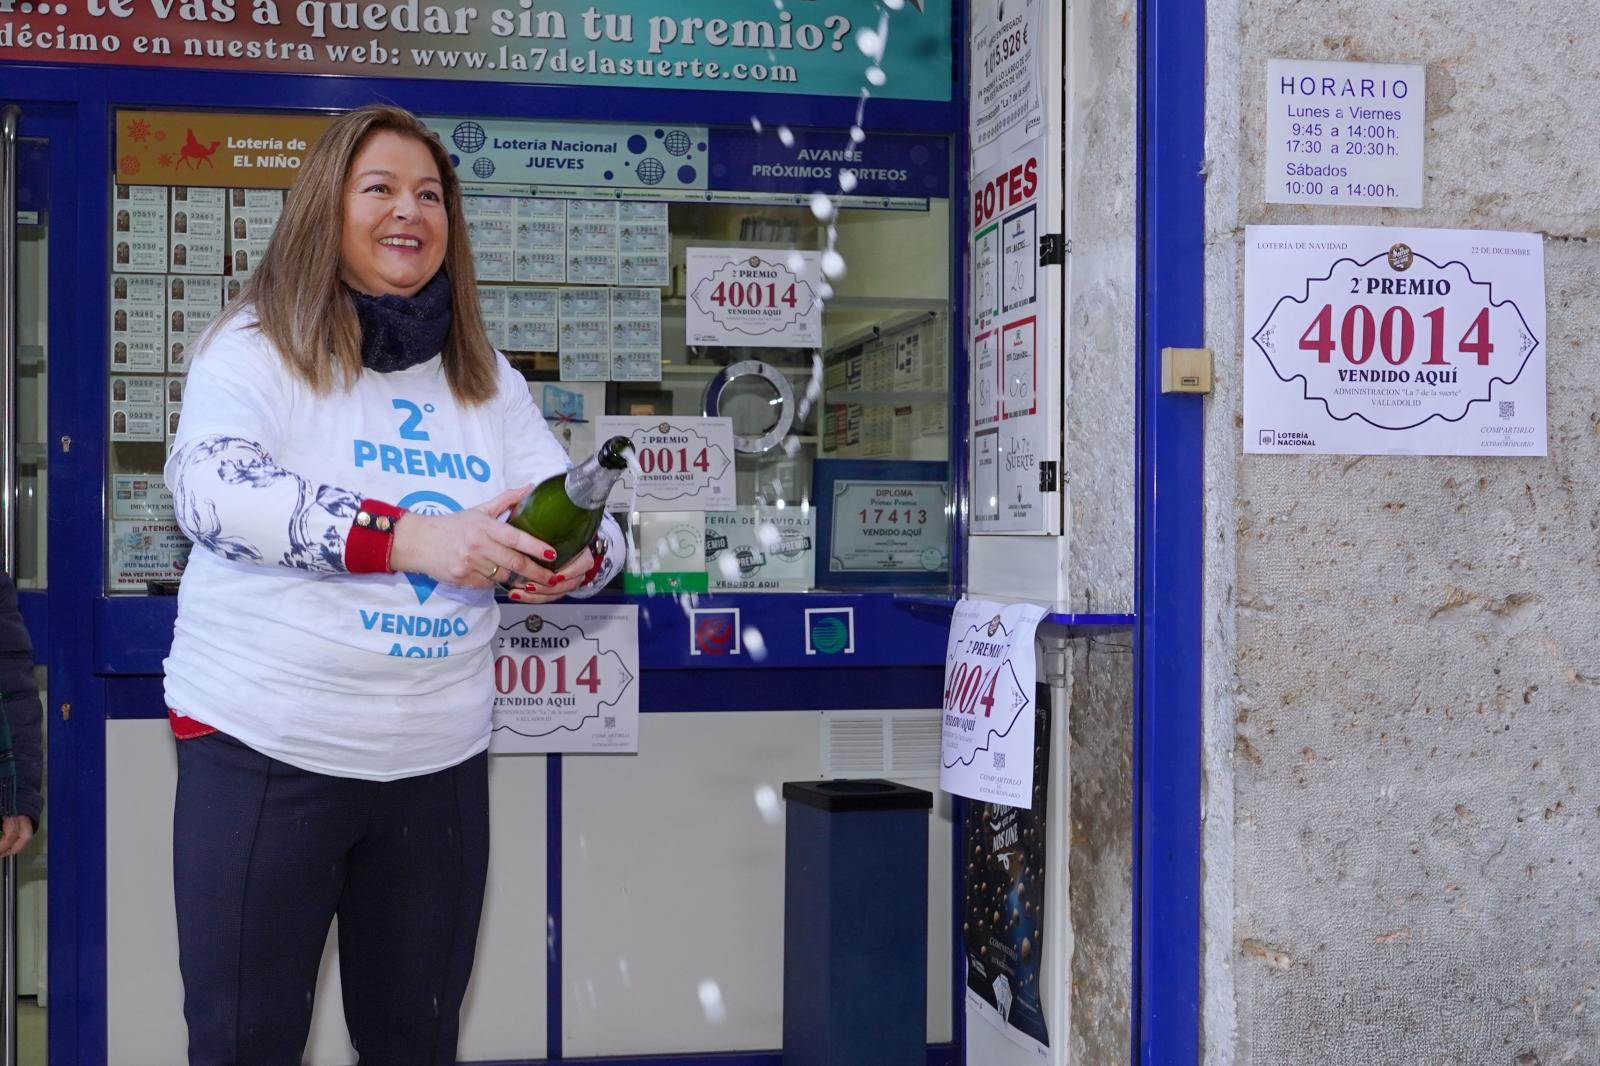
[1068,635,1134,1065]
[1202,0,1246,1060]
[1062,1,1137,1063]
[1063,0,1137,614]
[1204,2,1600,1064]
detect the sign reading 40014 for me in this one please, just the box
[1252,240,1541,430]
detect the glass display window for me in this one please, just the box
[104,110,954,594]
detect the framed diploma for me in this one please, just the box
[814,460,950,589]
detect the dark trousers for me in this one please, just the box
[173,731,490,1066]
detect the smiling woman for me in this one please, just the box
[158,103,626,1066]
[339,130,448,298]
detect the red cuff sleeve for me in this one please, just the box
[579,530,609,588]
[345,499,407,574]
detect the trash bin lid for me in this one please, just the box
[781,779,934,813]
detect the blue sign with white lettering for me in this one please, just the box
[709,129,950,201]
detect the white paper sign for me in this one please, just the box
[828,479,949,575]
[109,520,191,591]
[970,139,1050,533]
[939,599,1046,808]
[596,415,737,511]
[686,248,822,348]
[1245,225,1546,456]
[111,474,174,521]
[491,603,639,754]
[706,508,815,591]
[1266,59,1424,208]
[969,0,1045,173]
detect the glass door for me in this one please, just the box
[2,100,52,1066]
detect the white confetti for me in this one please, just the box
[698,980,728,1024]
[753,785,783,825]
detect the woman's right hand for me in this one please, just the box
[387,486,557,589]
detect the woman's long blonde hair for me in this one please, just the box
[220,104,498,404]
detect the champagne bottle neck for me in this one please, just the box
[564,455,622,510]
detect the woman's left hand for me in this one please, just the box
[507,548,594,604]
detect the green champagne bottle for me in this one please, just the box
[507,436,632,569]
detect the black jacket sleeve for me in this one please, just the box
[0,575,44,827]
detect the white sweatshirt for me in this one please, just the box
[163,314,622,780]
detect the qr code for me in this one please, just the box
[1499,401,1515,419]
[993,752,1006,769]
[604,716,616,729]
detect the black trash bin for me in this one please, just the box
[781,778,933,1066]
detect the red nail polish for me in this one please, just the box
[544,549,558,561]
[548,576,564,586]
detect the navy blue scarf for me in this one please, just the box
[348,270,453,373]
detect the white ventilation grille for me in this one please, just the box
[822,710,941,781]
[889,715,942,778]
[824,716,886,776]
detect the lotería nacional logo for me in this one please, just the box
[690,607,741,656]
[805,608,855,655]
[1386,242,1414,272]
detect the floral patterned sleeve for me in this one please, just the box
[166,435,362,574]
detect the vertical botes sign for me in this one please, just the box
[969,141,1054,534]
[967,0,1057,536]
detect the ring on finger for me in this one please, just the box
[483,563,501,581]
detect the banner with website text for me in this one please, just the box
[0,0,951,100]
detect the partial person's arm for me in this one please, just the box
[167,434,365,574]
[0,574,43,854]
[164,322,364,574]
[166,321,554,586]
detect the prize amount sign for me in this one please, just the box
[1245,225,1546,455]
[596,415,737,511]
[491,604,639,754]
[939,599,1046,808]
[686,248,822,348]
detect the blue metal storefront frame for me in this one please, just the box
[1134,0,1206,1062]
[7,0,1213,1057]
[4,27,976,1064]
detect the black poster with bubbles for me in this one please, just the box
[963,682,1051,1049]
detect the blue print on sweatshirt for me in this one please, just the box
[395,489,463,605]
